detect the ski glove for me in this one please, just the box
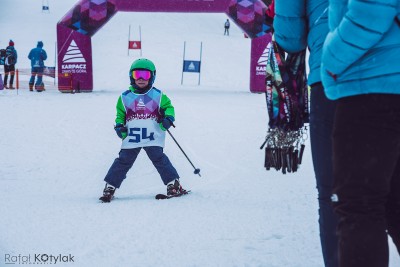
[160,116,174,131]
[114,123,127,139]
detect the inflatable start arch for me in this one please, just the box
[57,0,272,93]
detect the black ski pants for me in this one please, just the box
[4,64,15,86]
[310,83,339,267]
[104,146,179,188]
[224,27,229,35]
[332,94,400,267]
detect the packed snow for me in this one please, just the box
[1,0,399,266]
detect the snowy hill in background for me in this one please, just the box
[0,0,250,91]
[1,1,399,267]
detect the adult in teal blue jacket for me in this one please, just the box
[321,1,400,266]
[321,0,400,99]
[274,1,339,266]
[28,41,47,91]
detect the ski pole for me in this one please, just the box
[167,128,201,177]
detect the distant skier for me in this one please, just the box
[28,41,47,92]
[3,40,18,89]
[99,58,187,203]
[224,19,230,36]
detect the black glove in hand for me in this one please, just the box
[160,116,174,131]
[114,123,127,139]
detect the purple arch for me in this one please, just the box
[57,0,272,92]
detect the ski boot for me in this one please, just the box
[99,184,116,203]
[167,179,187,197]
[36,84,45,92]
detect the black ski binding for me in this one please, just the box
[155,190,191,200]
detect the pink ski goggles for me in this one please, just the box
[132,70,151,80]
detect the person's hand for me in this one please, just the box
[114,123,127,139]
[159,116,174,131]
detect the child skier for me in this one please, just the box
[100,58,187,202]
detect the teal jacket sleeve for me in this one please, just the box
[273,0,307,53]
[321,0,398,76]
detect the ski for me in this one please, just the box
[99,191,191,202]
[155,190,191,200]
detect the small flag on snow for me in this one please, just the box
[128,41,141,50]
[182,60,201,73]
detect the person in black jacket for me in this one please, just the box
[4,40,18,89]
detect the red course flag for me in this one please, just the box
[128,41,141,50]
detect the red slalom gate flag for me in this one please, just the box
[128,41,141,49]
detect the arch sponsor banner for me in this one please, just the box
[250,33,272,93]
[117,0,230,12]
[57,0,272,93]
[57,26,93,92]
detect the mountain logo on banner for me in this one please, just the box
[63,40,86,63]
[61,40,87,74]
[257,45,270,66]
[256,43,271,75]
